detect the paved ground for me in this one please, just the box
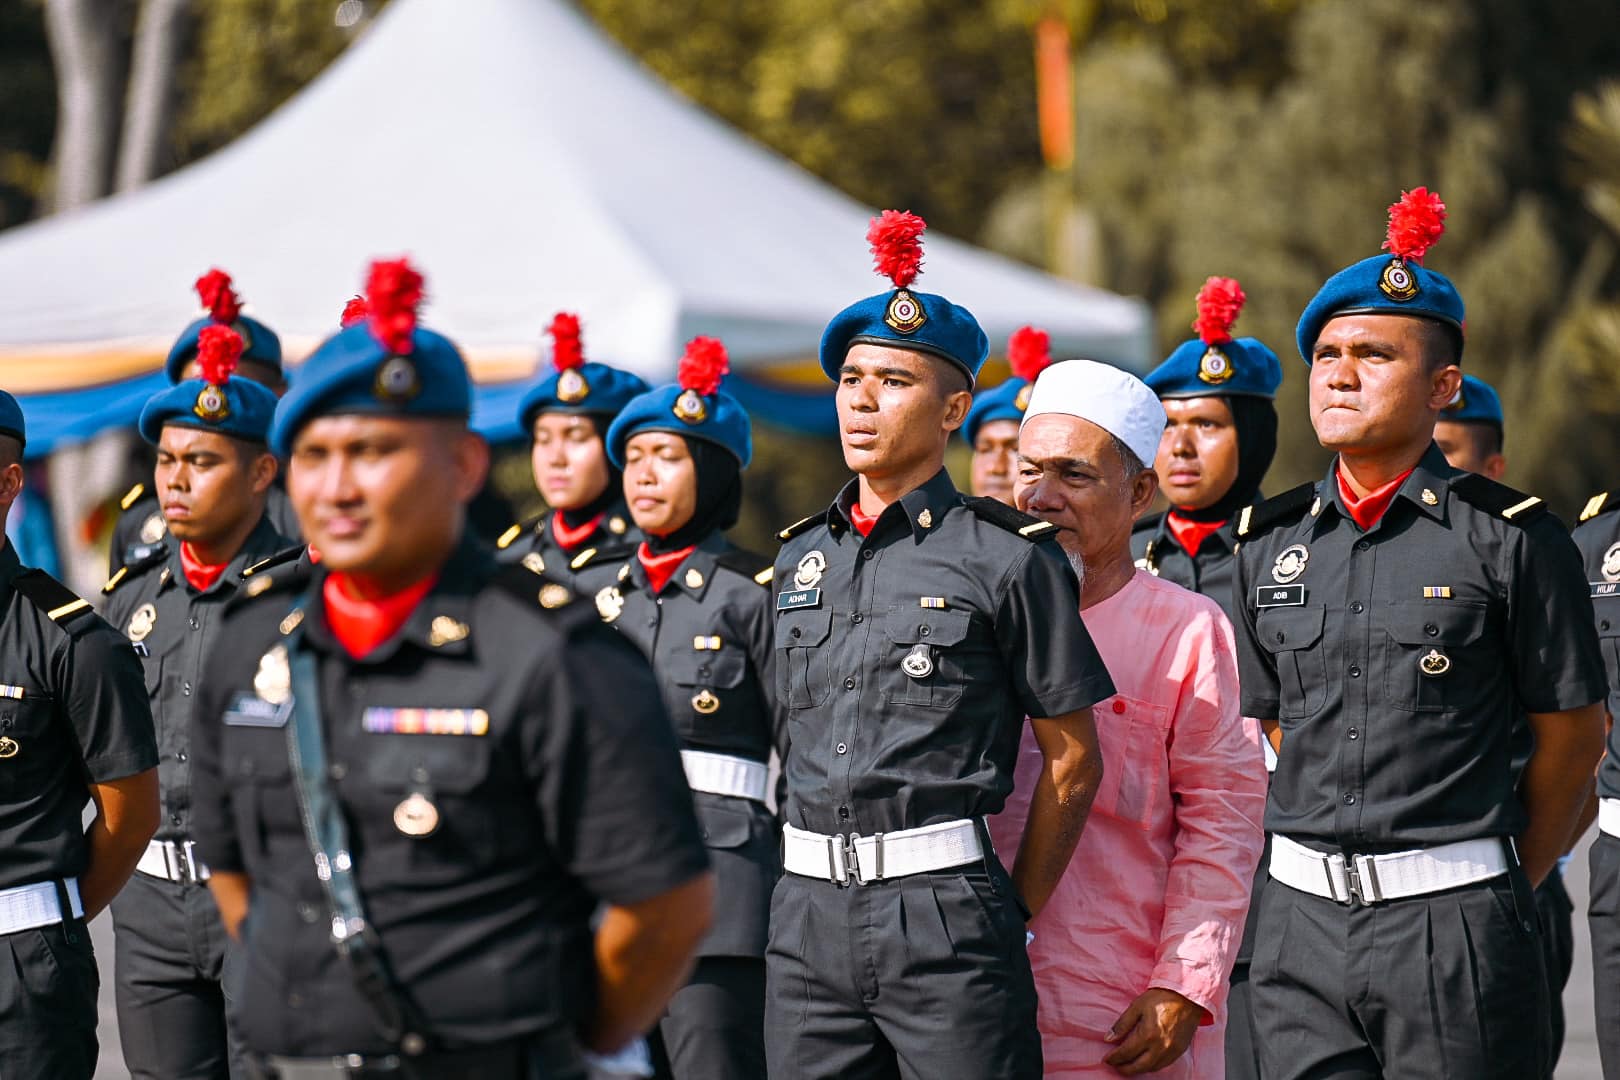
[86,831,1610,1079]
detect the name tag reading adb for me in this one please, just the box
[1255,585,1306,608]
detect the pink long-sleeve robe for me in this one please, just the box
[991,569,1266,1078]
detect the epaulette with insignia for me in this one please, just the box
[1235,482,1315,538]
[1579,491,1614,524]
[241,543,306,579]
[963,496,1059,541]
[716,549,774,587]
[492,565,583,614]
[1450,474,1549,525]
[226,561,312,611]
[569,547,598,570]
[102,543,168,594]
[496,513,545,551]
[777,512,829,543]
[119,483,147,511]
[13,570,95,636]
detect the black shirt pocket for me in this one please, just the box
[664,644,751,742]
[363,737,498,879]
[228,728,294,859]
[776,608,833,710]
[1382,599,1489,713]
[883,608,972,709]
[1255,605,1327,721]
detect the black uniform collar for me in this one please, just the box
[537,500,634,550]
[829,467,959,543]
[1317,442,1454,532]
[624,532,724,600]
[160,513,286,597]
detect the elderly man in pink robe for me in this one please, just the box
[991,359,1266,1078]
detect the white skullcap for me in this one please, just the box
[1020,358,1167,468]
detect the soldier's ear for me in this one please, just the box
[940,388,973,432]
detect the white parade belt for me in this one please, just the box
[681,750,769,803]
[1600,797,1620,839]
[1270,833,1508,905]
[0,878,83,933]
[136,838,211,884]
[783,819,983,885]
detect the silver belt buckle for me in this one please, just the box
[1348,854,1384,904]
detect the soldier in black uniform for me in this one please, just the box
[0,389,161,1080]
[597,337,781,1079]
[496,312,648,596]
[112,268,297,572]
[1572,487,1620,1078]
[102,324,297,1080]
[764,212,1114,1080]
[961,325,1052,505]
[1433,372,1577,1079]
[188,259,715,1079]
[1131,275,1281,1080]
[1234,189,1608,1079]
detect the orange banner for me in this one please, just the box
[1035,17,1074,171]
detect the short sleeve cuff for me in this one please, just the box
[586,849,712,909]
[1022,673,1117,720]
[82,748,158,785]
[1517,684,1607,717]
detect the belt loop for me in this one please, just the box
[51,878,75,941]
[872,832,884,881]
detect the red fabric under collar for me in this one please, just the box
[322,572,438,659]
[847,501,879,538]
[178,543,229,593]
[1164,512,1226,558]
[550,510,603,552]
[1335,465,1415,531]
[637,542,696,595]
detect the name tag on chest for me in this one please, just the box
[224,693,290,728]
[777,588,821,611]
[1255,585,1306,608]
[1593,581,1620,600]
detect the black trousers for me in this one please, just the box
[764,866,1040,1080]
[1225,834,1271,1080]
[1533,868,1574,1079]
[1252,869,1549,1080]
[1590,832,1620,1080]
[0,917,99,1080]
[111,869,246,1079]
[648,956,765,1080]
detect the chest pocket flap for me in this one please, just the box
[1383,600,1488,646]
[777,607,833,710]
[1256,605,1325,654]
[885,608,972,647]
[666,645,748,689]
[778,607,832,648]
[364,738,488,795]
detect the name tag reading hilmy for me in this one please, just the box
[362,707,490,736]
[1593,581,1620,600]
[1255,584,1306,608]
[224,693,290,728]
[777,588,821,611]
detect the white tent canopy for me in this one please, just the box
[0,0,1149,403]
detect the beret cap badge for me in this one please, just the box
[1377,188,1446,301]
[669,336,728,426]
[374,356,422,403]
[191,323,242,423]
[884,289,927,334]
[871,211,928,334]
[549,314,591,402]
[1192,277,1244,384]
[1198,347,1234,384]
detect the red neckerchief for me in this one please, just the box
[638,542,696,595]
[322,572,438,659]
[1335,465,1415,531]
[551,510,603,552]
[847,501,879,538]
[178,543,229,593]
[1165,512,1226,558]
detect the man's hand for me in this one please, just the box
[1102,987,1206,1075]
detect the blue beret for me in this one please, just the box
[1296,254,1464,364]
[166,315,282,384]
[518,362,650,431]
[269,322,471,458]
[606,384,753,469]
[962,378,1031,446]
[0,391,25,447]
[1146,336,1282,400]
[820,289,989,384]
[139,375,279,445]
[1440,373,1503,428]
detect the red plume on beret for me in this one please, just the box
[1007,326,1052,381]
[196,323,243,386]
[867,210,926,289]
[365,258,425,355]
[678,336,729,397]
[549,312,584,372]
[1193,276,1246,347]
[194,268,241,325]
[1382,187,1447,264]
[340,296,368,329]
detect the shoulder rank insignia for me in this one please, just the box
[715,549,775,588]
[241,544,305,579]
[777,512,829,543]
[754,566,774,586]
[570,547,598,570]
[1580,492,1611,523]
[1236,483,1316,539]
[963,496,1057,540]
[13,570,92,630]
[119,483,147,511]
[496,523,523,550]
[1449,474,1548,525]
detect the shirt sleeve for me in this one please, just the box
[1232,545,1281,720]
[1510,519,1609,715]
[530,619,710,906]
[1148,605,1267,1019]
[999,543,1115,718]
[58,619,157,784]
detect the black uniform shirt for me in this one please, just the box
[102,514,294,844]
[1233,445,1606,851]
[772,469,1114,836]
[1131,511,1242,624]
[189,539,708,1056]
[1572,494,1620,801]
[0,542,156,886]
[496,502,639,598]
[111,482,300,574]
